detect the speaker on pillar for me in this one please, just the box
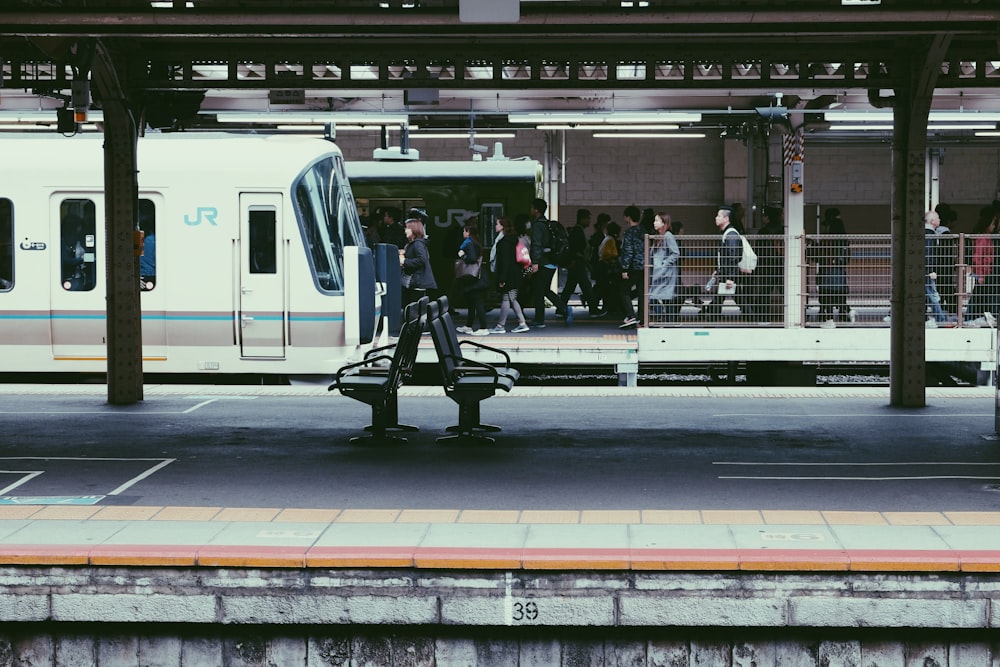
[56,107,76,134]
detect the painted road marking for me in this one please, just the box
[715,461,1000,481]
[0,495,103,505]
[0,457,175,502]
[107,458,175,495]
[0,470,43,495]
[716,413,993,418]
[182,395,258,414]
[0,395,258,415]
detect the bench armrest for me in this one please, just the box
[443,353,501,382]
[330,354,394,390]
[456,339,512,366]
[363,342,398,360]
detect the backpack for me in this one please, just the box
[547,220,572,267]
[725,228,758,274]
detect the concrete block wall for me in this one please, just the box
[0,566,997,664]
[0,631,998,666]
[939,146,1000,204]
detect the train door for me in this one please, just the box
[137,197,167,362]
[238,194,285,358]
[50,196,105,360]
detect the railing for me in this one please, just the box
[635,233,995,328]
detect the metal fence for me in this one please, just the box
[621,233,1000,328]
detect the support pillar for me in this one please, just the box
[888,34,950,408]
[783,128,805,329]
[92,40,143,405]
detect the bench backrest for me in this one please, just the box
[389,296,427,388]
[427,299,460,385]
[433,296,463,360]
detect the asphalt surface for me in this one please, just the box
[0,384,996,514]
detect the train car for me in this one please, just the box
[0,133,379,376]
[346,157,543,293]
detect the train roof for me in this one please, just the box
[346,159,542,182]
[0,133,346,189]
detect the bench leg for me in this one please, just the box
[352,401,408,444]
[364,394,418,433]
[437,401,500,443]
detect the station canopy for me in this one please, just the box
[2,0,1000,141]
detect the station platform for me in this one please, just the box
[2,382,1000,665]
[2,499,1000,573]
[0,382,996,573]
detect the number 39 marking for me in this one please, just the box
[511,601,539,622]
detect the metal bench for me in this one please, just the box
[427,297,518,444]
[328,296,428,443]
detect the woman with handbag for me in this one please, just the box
[455,224,490,335]
[400,219,437,311]
[490,216,530,333]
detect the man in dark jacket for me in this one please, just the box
[617,205,644,328]
[559,209,605,317]
[376,207,407,249]
[528,197,570,329]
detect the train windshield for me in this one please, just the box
[294,155,366,292]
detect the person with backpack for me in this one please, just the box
[617,205,645,328]
[701,205,756,321]
[528,197,571,329]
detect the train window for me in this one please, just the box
[138,199,156,291]
[249,209,277,274]
[0,199,12,291]
[335,160,367,250]
[294,157,345,292]
[60,199,97,292]
[481,203,504,247]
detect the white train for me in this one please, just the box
[0,133,380,376]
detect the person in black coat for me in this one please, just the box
[455,224,490,334]
[400,219,437,309]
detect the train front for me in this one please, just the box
[290,151,380,368]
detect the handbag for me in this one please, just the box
[516,240,532,267]
[455,257,482,280]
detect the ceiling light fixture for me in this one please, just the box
[825,110,1000,122]
[216,113,408,125]
[410,132,516,139]
[536,123,680,131]
[508,111,701,124]
[592,132,705,139]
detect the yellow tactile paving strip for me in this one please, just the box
[1,505,999,526]
[0,505,998,572]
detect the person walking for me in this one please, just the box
[399,218,437,310]
[648,212,680,322]
[455,223,490,335]
[617,204,644,328]
[559,208,604,317]
[528,197,570,329]
[490,216,530,333]
[924,210,950,326]
[701,205,746,321]
[816,208,852,327]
